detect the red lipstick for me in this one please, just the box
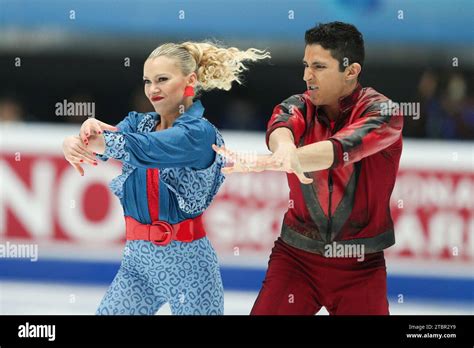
[151,96,164,102]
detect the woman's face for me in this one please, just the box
[143,56,195,116]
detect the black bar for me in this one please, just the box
[0,315,472,346]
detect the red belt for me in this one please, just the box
[125,215,206,246]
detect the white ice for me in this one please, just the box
[1,281,472,315]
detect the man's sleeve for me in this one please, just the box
[101,119,216,169]
[329,100,404,169]
[95,111,139,162]
[265,94,307,149]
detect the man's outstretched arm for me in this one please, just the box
[268,128,334,173]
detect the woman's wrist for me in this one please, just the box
[86,134,106,154]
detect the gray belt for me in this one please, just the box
[280,224,395,255]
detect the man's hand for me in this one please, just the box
[212,144,272,174]
[267,143,313,184]
[212,144,313,184]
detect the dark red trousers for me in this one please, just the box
[251,238,389,315]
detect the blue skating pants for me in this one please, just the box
[96,237,224,315]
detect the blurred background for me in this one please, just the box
[0,0,473,314]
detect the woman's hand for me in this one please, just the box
[79,118,118,146]
[62,135,97,176]
[212,144,313,184]
[86,134,106,155]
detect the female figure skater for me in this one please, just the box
[62,41,270,315]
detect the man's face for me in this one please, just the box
[303,44,347,107]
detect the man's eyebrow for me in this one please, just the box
[302,60,327,66]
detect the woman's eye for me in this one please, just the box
[143,79,151,85]
[157,77,168,82]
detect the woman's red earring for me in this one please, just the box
[184,86,195,97]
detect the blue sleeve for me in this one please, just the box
[115,111,139,133]
[96,112,139,162]
[101,119,216,169]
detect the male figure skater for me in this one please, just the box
[214,22,403,315]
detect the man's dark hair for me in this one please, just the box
[305,21,365,72]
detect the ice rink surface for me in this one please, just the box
[1,280,472,315]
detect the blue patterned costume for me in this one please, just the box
[95,100,226,315]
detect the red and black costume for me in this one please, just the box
[252,84,403,315]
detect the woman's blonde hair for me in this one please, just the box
[147,41,270,95]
